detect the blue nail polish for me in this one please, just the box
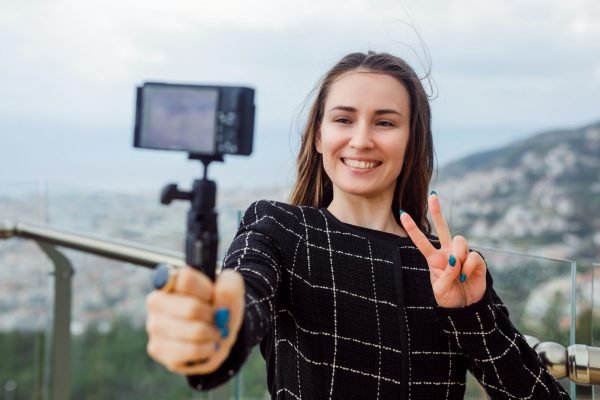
[399,210,405,215]
[220,327,229,338]
[214,308,230,330]
[449,255,456,267]
[459,273,467,283]
[430,190,438,196]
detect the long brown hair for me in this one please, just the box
[289,51,434,235]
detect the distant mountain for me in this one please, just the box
[433,120,600,264]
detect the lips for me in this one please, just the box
[342,158,382,169]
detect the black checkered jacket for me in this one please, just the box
[189,200,569,399]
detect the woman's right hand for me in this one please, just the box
[145,267,245,375]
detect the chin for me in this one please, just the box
[334,183,391,200]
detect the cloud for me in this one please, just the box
[1,0,599,189]
[593,64,600,88]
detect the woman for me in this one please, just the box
[145,51,569,398]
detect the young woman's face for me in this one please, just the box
[316,70,411,202]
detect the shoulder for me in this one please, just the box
[241,200,308,223]
[239,200,321,235]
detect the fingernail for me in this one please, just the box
[449,255,456,267]
[459,273,467,283]
[215,342,220,351]
[220,327,229,338]
[399,210,405,215]
[430,190,437,196]
[214,308,230,330]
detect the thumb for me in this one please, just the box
[213,269,245,343]
[177,270,246,375]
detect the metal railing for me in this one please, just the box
[0,219,596,398]
[0,220,224,400]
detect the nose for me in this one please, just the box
[349,122,374,150]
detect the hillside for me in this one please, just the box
[433,120,600,263]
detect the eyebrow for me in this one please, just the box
[328,105,403,117]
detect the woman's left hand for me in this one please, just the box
[400,192,487,308]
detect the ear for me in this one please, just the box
[315,130,323,154]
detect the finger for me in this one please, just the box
[452,235,469,266]
[174,329,242,375]
[440,247,462,285]
[459,251,487,283]
[171,352,228,375]
[172,270,246,376]
[430,252,463,307]
[436,238,470,291]
[147,337,219,374]
[146,291,213,322]
[213,270,245,341]
[428,192,452,248]
[173,266,215,302]
[146,313,221,343]
[400,211,436,258]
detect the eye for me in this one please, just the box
[376,120,395,127]
[334,117,352,124]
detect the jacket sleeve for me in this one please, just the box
[435,270,571,399]
[188,200,283,391]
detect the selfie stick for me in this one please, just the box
[159,155,223,281]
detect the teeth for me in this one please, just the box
[343,158,380,169]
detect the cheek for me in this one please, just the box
[395,141,410,171]
[319,137,342,172]
[386,137,409,159]
[318,131,342,156]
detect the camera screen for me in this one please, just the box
[138,85,219,154]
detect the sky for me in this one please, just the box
[1,0,599,193]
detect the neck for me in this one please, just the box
[327,192,407,237]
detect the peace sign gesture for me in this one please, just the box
[400,192,487,308]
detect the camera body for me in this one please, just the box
[133,81,256,281]
[133,82,255,157]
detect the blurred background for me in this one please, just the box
[1,0,599,398]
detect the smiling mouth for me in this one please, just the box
[342,158,382,170]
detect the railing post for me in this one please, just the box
[37,242,74,400]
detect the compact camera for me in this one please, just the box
[133,82,255,157]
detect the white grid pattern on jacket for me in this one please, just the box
[189,200,570,399]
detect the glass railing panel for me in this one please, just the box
[43,184,188,253]
[4,182,585,398]
[59,202,250,399]
[2,183,270,398]
[0,243,51,399]
[65,253,208,399]
[236,347,269,399]
[226,207,270,400]
[593,263,600,347]
[0,183,52,399]
[592,263,600,400]
[0,184,53,399]
[0,182,48,223]
[463,247,574,399]
[574,262,595,400]
[41,184,251,260]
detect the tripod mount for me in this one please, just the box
[159,154,224,281]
